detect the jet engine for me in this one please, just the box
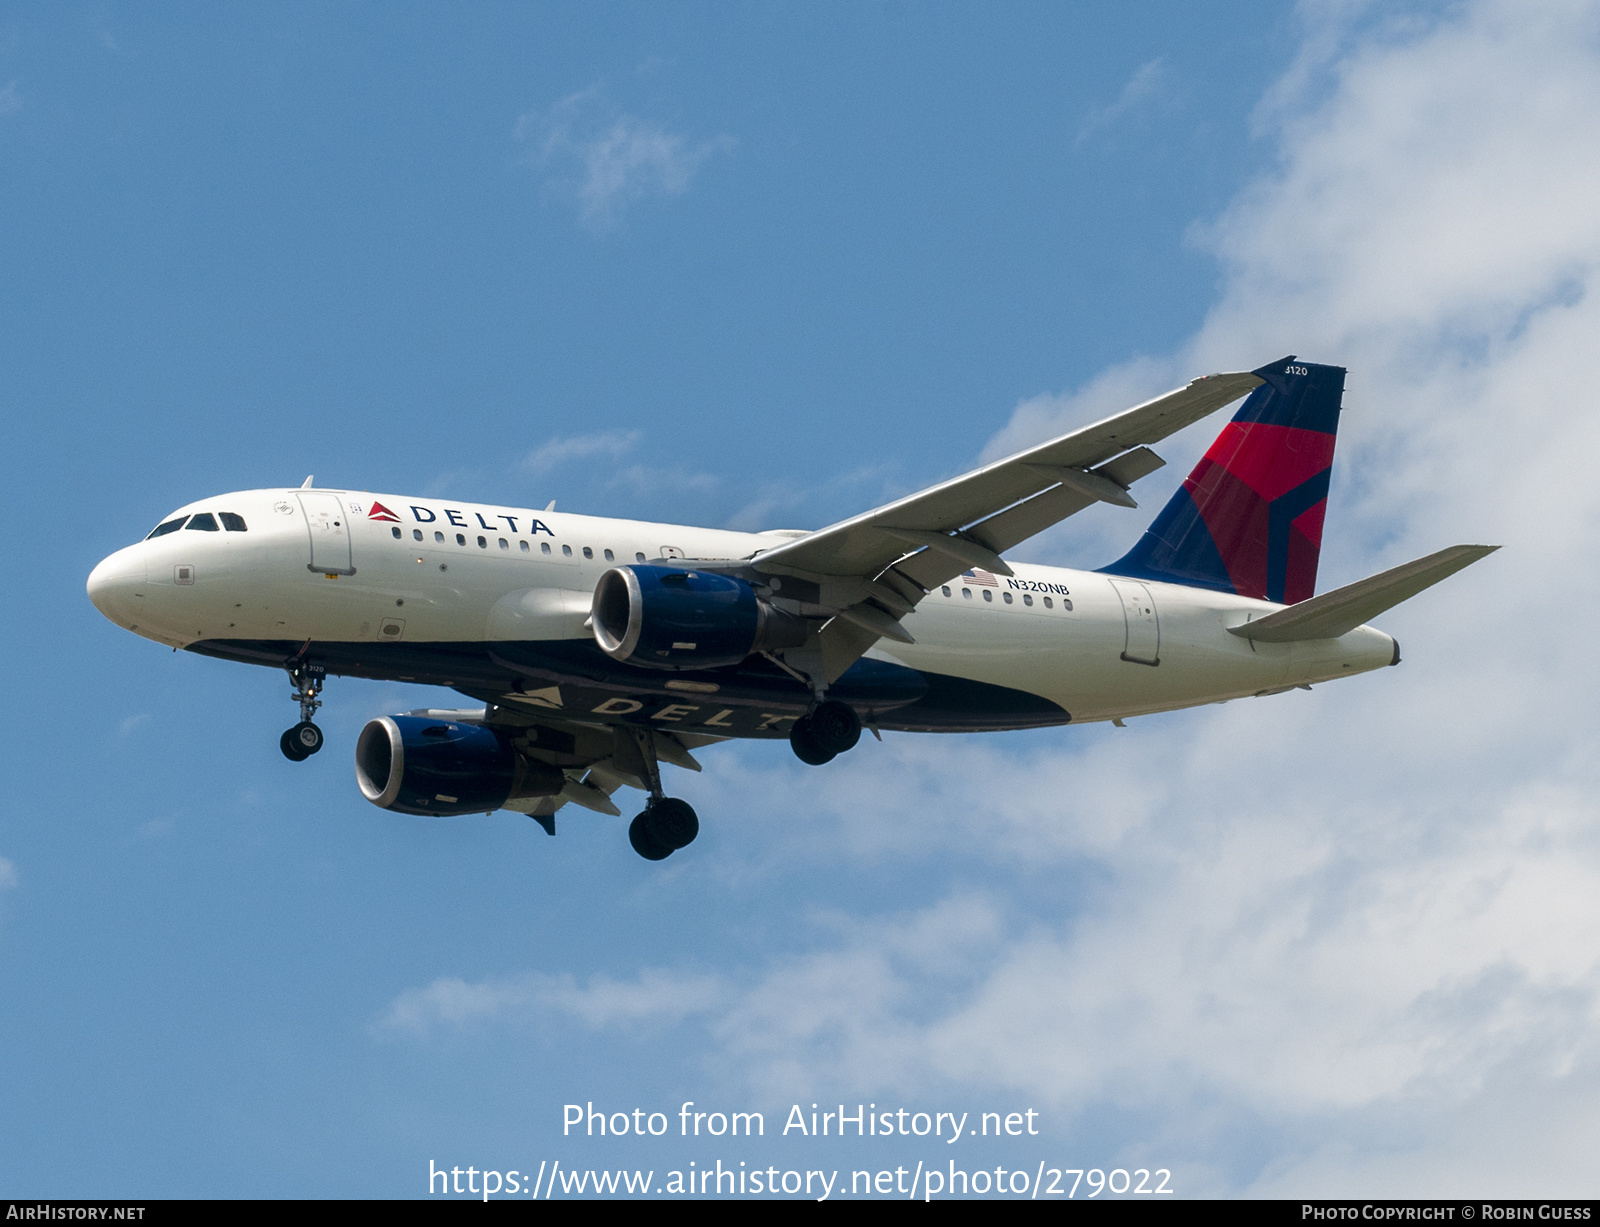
[355,715,565,816]
[591,565,806,670]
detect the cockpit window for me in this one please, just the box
[146,516,189,538]
[219,512,248,532]
[185,513,219,531]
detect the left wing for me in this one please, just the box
[748,363,1274,678]
[455,704,724,830]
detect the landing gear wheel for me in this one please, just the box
[647,797,699,849]
[810,700,861,755]
[628,798,700,860]
[789,715,835,766]
[629,812,674,861]
[281,721,323,761]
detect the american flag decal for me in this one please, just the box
[963,568,999,587]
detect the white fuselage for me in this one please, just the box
[87,487,1398,729]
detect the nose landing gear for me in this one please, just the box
[280,661,325,762]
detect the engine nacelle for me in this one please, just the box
[355,715,565,816]
[591,565,806,670]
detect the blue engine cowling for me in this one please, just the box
[355,715,565,816]
[591,565,806,670]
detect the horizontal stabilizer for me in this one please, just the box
[1228,544,1499,642]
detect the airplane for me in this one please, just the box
[87,357,1495,861]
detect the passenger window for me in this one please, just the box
[520,540,530,553]
[185,513,219,531]
[1043,597,1053,609]
[477,536,487,548]
[146,516,189,538]
[391,527,401,539]
[562,545,572,557]
[604,549,614,561]
[541,542,552,555]
[498,538,509,550]
[1023,593,1033,606]
[220,513,248,532]
[1002,591,1013,604]
[941,585,951,597]
[635,552,646,562]
[982,590,992,602]
[582,547,593,559]
[413,529,423,541]
[456,533,466,546]
[961,588,972,599]
[434,531,444,543]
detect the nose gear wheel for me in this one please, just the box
[281,659,326,762]
[280,721,324,761]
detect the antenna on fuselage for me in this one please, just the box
[301,476,314,489]
[544,500,556,511]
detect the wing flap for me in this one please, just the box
[1229,545,1500,642]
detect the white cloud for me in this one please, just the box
[713,0,1600,1186]
[0,857,16,890]
[0,82,20,119]
[518,87,735,230]
[379,967,726,1035]
[521,428,641,476]
[604,463,720,499]
[1076,58,1167,145]
[397,0,1600,1192]
[722,463,904,534]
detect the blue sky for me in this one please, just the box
[5,0,1599,1199]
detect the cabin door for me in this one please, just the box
[296,492,356,575]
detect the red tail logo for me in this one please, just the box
[1101,359,1345,603]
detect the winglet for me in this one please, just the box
[1230,544,1499,642]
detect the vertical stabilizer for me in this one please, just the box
[1100,357,1345,603]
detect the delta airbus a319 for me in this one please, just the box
[88,358,1493,860]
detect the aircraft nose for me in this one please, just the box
[87,545,147,626]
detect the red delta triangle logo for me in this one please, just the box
[367,502,401,522]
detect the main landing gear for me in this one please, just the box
[618,727,700,861]
[280,661,326,762]
[628,797,699,862]
[789,699,861,766]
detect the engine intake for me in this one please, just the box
[592,565,805,670]
[355,715,565,816]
